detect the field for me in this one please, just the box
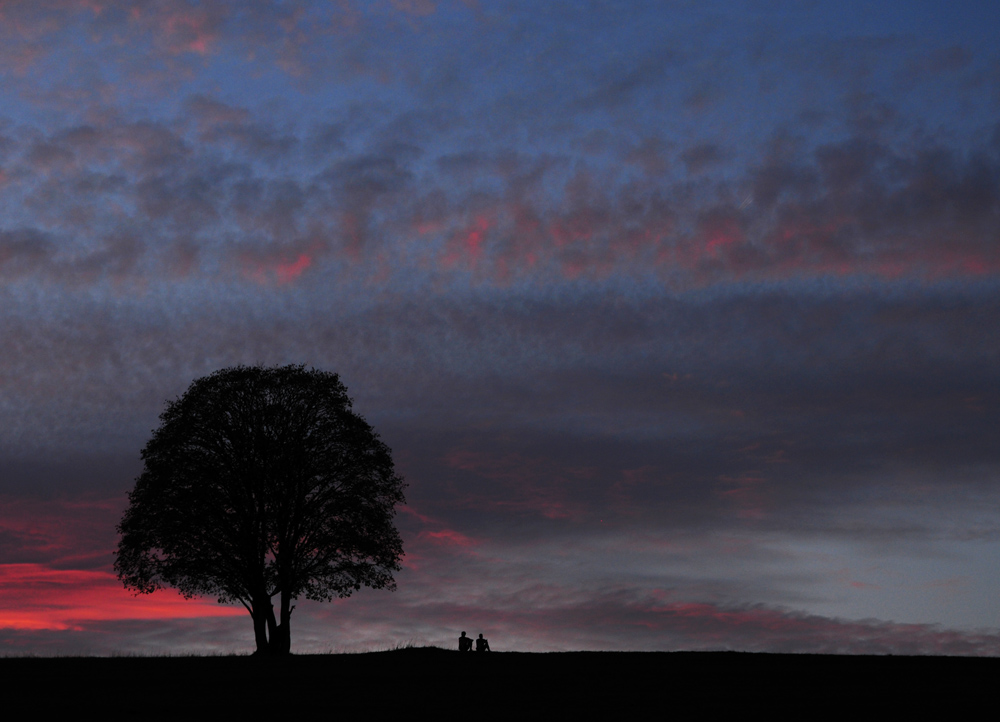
[4,647,995,715]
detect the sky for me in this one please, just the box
[1,0,999,656]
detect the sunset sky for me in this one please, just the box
[2,0,999,655]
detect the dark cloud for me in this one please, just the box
[574,49,683,112]
[902,44,974,82]
[0,229,53,278]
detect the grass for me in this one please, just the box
[0,648,996,714]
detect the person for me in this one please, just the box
[458,631,472,651]
[475,633,490,652]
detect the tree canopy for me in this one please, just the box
[115,365,406,655]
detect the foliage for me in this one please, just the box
[115,365,405,655]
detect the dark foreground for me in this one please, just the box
[4,647,995,715]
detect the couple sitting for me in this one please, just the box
[458,631,491,652]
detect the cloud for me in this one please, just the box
[681,143,728,174]
[0,6,995,293]
[390,0,437,17]
[0,495,120,568]
[0,564,243,631]
[232,237,326,285]
[902,44,973,82]
[574,49,683,112]
[0,229,53,278]
[497,593,1000,655]
[0,616,251,656]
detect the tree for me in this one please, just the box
[114,364,405,656]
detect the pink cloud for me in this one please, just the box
[399,505,480,548]
[0,564,243,631]
[703,217,743,255]
[0,495,121,567]
[275,252,313,283]
[442,214,492,269]
[235,240,325,285]
[418,529,478,548]
[396,505,482,571]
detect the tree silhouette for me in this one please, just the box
[115,365,405,655]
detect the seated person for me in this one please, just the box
[475,633,491,652]
[459,631,472,651]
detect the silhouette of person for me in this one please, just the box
[459,631,473,652]
[475,633,490,652]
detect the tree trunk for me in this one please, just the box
[273,590,292,655]
[251,595,272,655]
[250,592,291,656]
[266,602,279,653]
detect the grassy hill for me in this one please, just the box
[4,647,995,715]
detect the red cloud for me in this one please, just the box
[0,564,242,631]
[0,495,122,568]
[400,505,480,549]
[235,241,324,285]
[396,505,481,571]
[418,529,478,548]
[442,215,492,269]
[275,252,313,283]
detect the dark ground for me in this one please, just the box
[3,647,995,715]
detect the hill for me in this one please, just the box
[3,647,995,714]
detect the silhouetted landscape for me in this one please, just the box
[5,648,996,714]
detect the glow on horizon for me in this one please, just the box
[0,564,243,631]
